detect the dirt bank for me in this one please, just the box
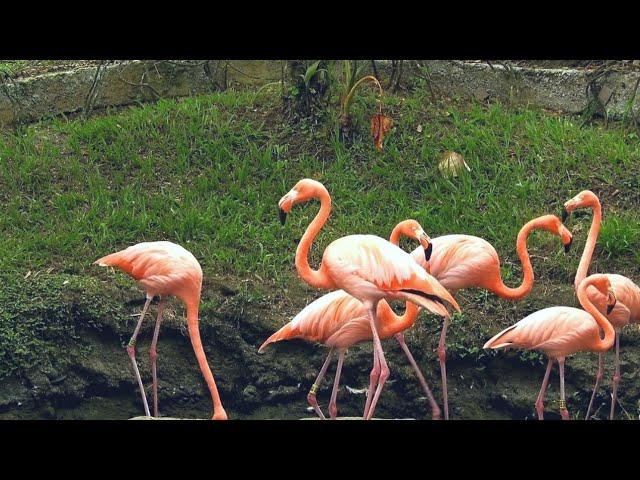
[2,272,638,420]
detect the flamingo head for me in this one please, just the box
[562,190,599,222]
[393,219,432,261]
[582,274,616,313]
[278,178,327,225]
[537,215,574,253]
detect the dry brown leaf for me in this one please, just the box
[371,114,393,151]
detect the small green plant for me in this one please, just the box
[340,74,381,134]
[337,61,391,148]
[285,60,330,122]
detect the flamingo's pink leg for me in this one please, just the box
[437,316,450,420]
[558,357,570,420]
[364,303,390,421]
[610,333,621,420]
[585,352,604,420]
[535,358,553,420]
[362,345,380,418]
[149,297,166,417]
[308,348,334,419]
[127,296,153,417]
[328,351,345,419]
[395,332,441,420]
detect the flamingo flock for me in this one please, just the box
[95,180,639,421]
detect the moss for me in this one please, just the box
[0,273,129,381]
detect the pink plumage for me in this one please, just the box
[484,273,616,420]
[278,179,459,419]
[484,306,610,359]
[94,241,226,420]
[563,190,640,419]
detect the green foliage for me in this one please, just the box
[286,60,330,121]
[1,88,639,291]
[599,214,640,259]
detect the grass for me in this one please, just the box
[0,60,31,76]
[599,214,640,261]
[2,80,640,418]
[1,82,639,289]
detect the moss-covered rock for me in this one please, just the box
[1,273,639,420]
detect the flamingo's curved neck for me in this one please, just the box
[578,280,615,351]
[379,301,420,337]
[388,224,405,246]
[575,198,602,292]
[295,187,335,290]
[492,217,548,300]
[383,221,422,333]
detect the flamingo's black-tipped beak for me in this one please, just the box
[562,207,569,223]
[424,243,433,261]
[607,303,615,314]
[279,208,287,226]
[564,237,573,254]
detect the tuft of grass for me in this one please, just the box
[599,214,640,260]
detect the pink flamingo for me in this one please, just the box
[484,273,617,420]
[260,220,444,420]
[94,241,227,420]
[405,214,574,418]
[278,179,460,419]
[562,190,640,419]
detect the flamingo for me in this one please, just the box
[259,219,444,420]
[94,241,227,420]
[484,273,617,420]
[404,214,574,418]
[278,179,460,419]
[562,190,640,419]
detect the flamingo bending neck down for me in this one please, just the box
[563,190,640,419]
[405,214,573,418]
[94,241,227,420]
[484,273,617,420]
[278,179,460,419]
[260,219,444,420]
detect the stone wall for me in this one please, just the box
[0,60,281,126]
[2,60,639,127]
[421,60,640,119]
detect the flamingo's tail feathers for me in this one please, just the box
[399,291,450,318]
[258,323,298,353]
[412,276,460,313]
[483,324,519,350]
[393,273,460,315]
